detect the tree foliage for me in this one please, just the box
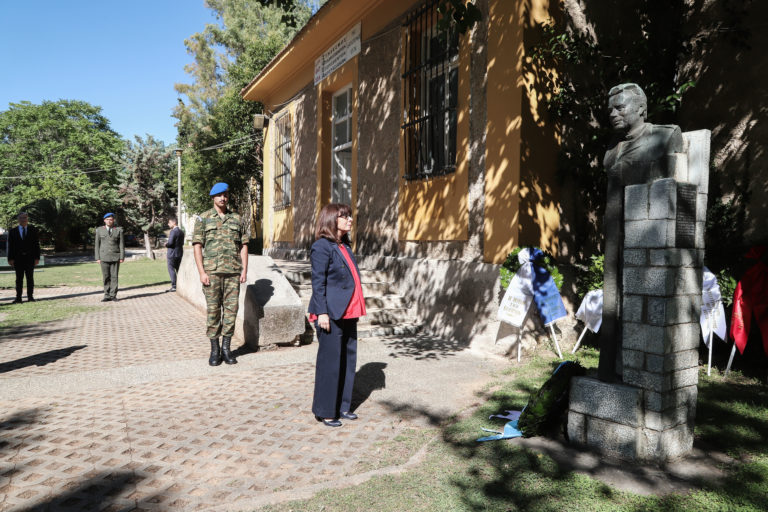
[525,2,696,260]
[437,0,482,34]
[0,100,124,249]
[174,0,479,220]
[118,135,177,257]
[174,0,319,217]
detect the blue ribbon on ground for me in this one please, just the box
[477,419,524,442]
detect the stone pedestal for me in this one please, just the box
[568,130,710,462]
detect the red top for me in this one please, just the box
[309,244,366,322]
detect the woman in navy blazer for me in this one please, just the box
[308,203,366,427]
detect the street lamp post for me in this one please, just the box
[175,149,183,225]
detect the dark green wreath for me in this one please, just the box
[517,360,585,437]
[499,246,563,290]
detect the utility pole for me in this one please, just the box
[175,149,183,225]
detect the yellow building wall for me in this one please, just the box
[484,0,523,264]
[397,31,471,241]
[484,0,560,263]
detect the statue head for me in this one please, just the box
[608,83,647,135]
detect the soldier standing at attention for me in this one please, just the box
[95,213,125,302]
[192,182,249,366]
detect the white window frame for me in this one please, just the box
[331,86,353,205]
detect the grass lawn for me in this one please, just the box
[0,258,170,290]
[258,348,768,512]
[0,259,170,329]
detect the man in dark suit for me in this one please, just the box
[7,212,41,303]
[94,213,125,302]
[165,216,184,292]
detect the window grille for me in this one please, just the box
[402,0,459,180]
[273,113,292,210]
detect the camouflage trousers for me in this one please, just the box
[203,273,240,338]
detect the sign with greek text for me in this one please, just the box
[314,23,361,85]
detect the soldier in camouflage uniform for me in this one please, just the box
[192,182,249,366]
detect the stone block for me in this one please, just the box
[669,367,699,390]
[649,248,698,267]
[623,267,670,296]
[683,129,711,194]
[670,153,689,183]
[664,295,701,325]
[647,298,666,326]
[623,368,666,392]
[624,323,665,354]
[567,411,586,445]
[639,428,662,461]
[243,278,306,349]
[671,268,700,295]
[624,184,649,220]
[664,349,700,372]
[649,178,677,220]
[645,405,689,431]
[622,295,643,323]
[622,349,645,370]
[644,386,698,415]
[696,221,706,249]
[653,423,694,460]
[624,249,647,266]
[624,220,676,249]
[645,354,665,373]
[586,416,639,460]
[696,192,708,223]
[664,323,701,352]
[569,377,644,427]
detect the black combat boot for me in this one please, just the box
[209,337,222,366]
[221,336,237,365]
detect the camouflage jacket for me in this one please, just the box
[192,208,249,274]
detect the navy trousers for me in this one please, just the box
[167,257,181,287]
[312,318,358,419]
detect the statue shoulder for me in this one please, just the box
[653,124,683,151]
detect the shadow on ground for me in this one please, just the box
[0,345,86,374]
[379,334,468,360]
[351,362,387,412]
[375,362,768,510]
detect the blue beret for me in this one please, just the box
[209,182,229,195]
[103,213,115,219]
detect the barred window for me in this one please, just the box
[402,0,459,180]
[273,113,292,210]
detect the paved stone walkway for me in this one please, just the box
[0,285,507,511]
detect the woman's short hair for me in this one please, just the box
[315,203,352,244]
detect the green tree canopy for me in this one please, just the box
[174,0,318,218]
[0,100,124,249]
[118,135,177,257]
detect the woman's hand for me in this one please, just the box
[318,314,330,331]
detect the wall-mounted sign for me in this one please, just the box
[314,23,361,85]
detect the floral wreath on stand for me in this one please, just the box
[499,246,563,291]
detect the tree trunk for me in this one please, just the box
[143,232,155,259]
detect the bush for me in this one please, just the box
[500,247,563,290]
[716,268,737,307]
[575,254,604,299]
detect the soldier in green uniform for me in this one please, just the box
[192,182,249,366]
[95,213,125,302]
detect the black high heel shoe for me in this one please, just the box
[315,415,342,427]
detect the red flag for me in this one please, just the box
[729,247,768,356]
